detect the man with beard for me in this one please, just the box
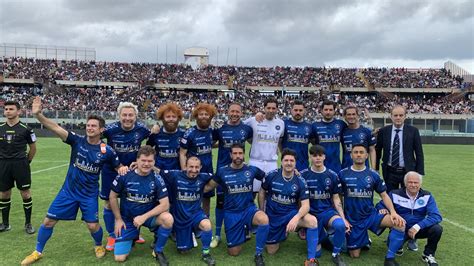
[210,103,253,247]
[341,106,376,169]
[204,144,269,266]
[147,103,185,171]
[244,98,284,195]
[281,100,319,172]
[311,101,346,173]
[101,102,151,251]
[180,103,217,216]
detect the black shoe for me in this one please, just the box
[25,223,35,234]
[384,258,400,266]
[422,254,439,266]
[202,253,216,266]
[0,223,11,232]
[254,254,265,266]
[155,251,169,266]
[331,254,347,266]
[396,247,404,256]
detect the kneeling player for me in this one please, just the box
[160,156,216,266]
[204,143,269,266]
[109,146,173,265]
[301,145,350,266]
[339,144,406,266]
[259,149,320,266]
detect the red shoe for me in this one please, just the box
[106,236,115,251]
[135,235,145,244]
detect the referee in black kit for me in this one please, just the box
[0,101,37,234]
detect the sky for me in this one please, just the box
[0,0,473,72]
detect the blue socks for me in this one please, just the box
[103,207,115,237]
[214,208,224,237]
[36,224,54,253]
[201,229,212,252]
[306,227,319,259]
[154,226,172,253]
[255,224,269,255]
[387,229,405,259]
[90,226,103,246]
[331,218,346,255]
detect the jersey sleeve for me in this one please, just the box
[26,126,37,144]
[160,170,173,187]
[367,128,376,146]
[298,176,310,200]
[180,129,192,150]
[146,133,157,146]
[212,168,223,185]
[254,167,266,181]
[64,131,81,146]
[245,124,253,140]
[111,175,124,194]
[373,171,387,194]
[331,172,342,194]
[155,174,169,200]
[106,146,121,169]
[261,172,273,191]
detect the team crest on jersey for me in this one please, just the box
[359,133,366,140]
[365,176,373,188]
[240,130,246,137]
[291,184,298,192]
[417,199,425,206]
[149,181,155,190]
[325,178,332,189]
[305,126,310,134]
[275,125,281,130]
[95,152,103,163]
[334,124,341,130]
[135,132,141,142]
[245,171,251,178]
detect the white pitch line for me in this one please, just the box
[32,163,69,174]
[373,194,474,234]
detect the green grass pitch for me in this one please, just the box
[1,138,473,265]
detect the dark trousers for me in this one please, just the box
[411,224,443,256]
[382,166,406,192]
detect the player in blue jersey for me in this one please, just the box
[109,146,173,265]
[338,144,406,266]
[101,102,151,250]
[311,100,346,173]
[160,156,216,266]
[341,106,376,169]
[180,103,217,216]
[210,103,253,247]
[204,143,269,266]
[21,97,128,265]
[259,149,320,266]
[147,102,185,171]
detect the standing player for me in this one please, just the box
[301,145,349,266]
[109,146,173,265]
[204,144,269,266]
[101,102,151,250]
[211,103,253,247]
[180,103,217,216]
[0,101,37,234]
[259,149,320,266]
[245,98,284,195]
[281,100,319,172]
[21,97,128,265]
[160,157,216,265]
[147,102,185,171]
[339,144,406,266]
[311,100,346,173]
[341,106,376,169]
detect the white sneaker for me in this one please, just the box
[210,236,221,248]
[422,254,438,266]
[192,232,198,248]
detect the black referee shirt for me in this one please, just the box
[0,121,36,159]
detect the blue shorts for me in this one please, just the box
[46,189,98,223]
[99,168,116,200]
[225,204,259,248]
[267,209,298,244]
[346,211,386,250]
[114,216,157,255]
[175,211,208,251]
[315,208,339,241]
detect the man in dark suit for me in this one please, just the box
[376,105,424,192]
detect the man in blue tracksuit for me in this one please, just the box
[376,171,442,266]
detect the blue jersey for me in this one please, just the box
[111,170,168,221]
[213,122,253,169]
[301,167,341,215]
[146,128,185,170]
[103,121,151,166]
[161,170,212,225]
[213,164,265,212]
[282,119,318,171]
[63,131,120,198]
[339,167,386,224]
[311,119,346,173]
[341,126,376,169]
[180,126,214,174]
[262,169,309,216]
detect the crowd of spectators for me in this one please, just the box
[1,85,472,121]
[2,57,468,89]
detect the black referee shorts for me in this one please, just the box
[0,159,31,191]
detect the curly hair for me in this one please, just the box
[156,102,183,121]
[192,103,217,119]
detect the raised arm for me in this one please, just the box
[32,96,68,141]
